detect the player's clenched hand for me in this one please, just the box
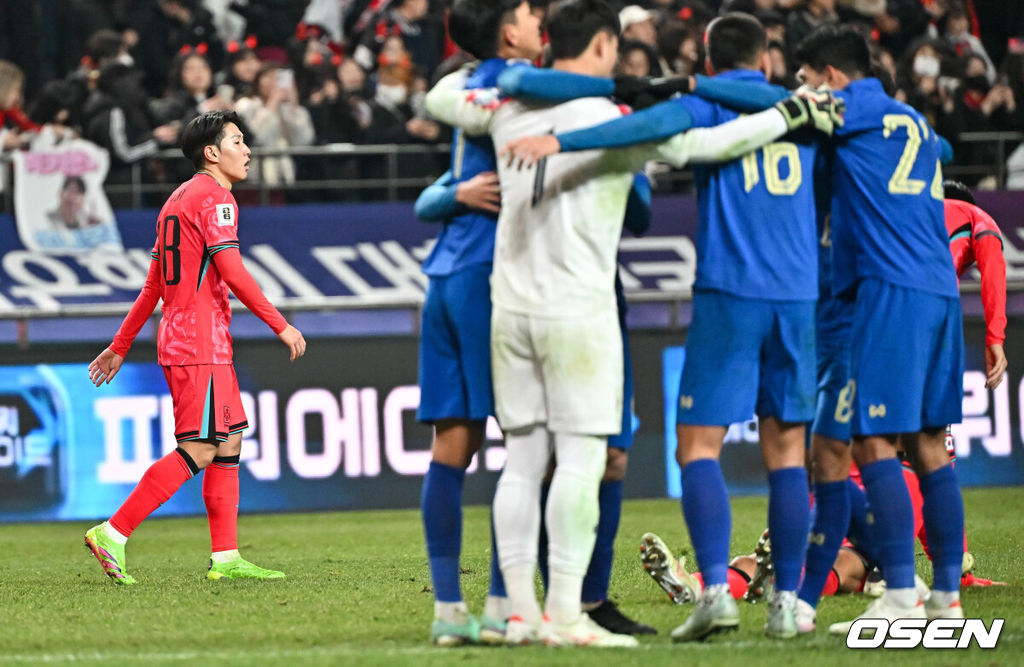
[985,343,1007,389]
[775,86,845,135]
[278,324,306,362]
[88,348,124,386]
[455,171,501,213]
[500,135,560,170]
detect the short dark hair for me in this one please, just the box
[706,12,766,71]
[794,24,872,79]
[943,179,976,205]
[181,110,246,170]
[449,0,523,60]
[62,175,86,193]
[547,0,620,61]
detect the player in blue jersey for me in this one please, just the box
[793,25,966,634]
[415,0,543,646]
[500,13,845,641]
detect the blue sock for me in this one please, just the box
[421,461,465,603]
[845,478,881,565]
[581,479,623,604]
[681,459,730,586]
[768,467,810,592]
[798,480,849,606]
[859,459,915,590]
[488,511,506,598]
[919,465,965,592]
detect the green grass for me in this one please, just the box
[1,488,1021,665]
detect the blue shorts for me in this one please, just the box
[676,289,816,426]
[849,279,964,436]
[608,323,634,450]
[417,265,493,423]
[812,296,854,443]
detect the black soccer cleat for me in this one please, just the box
[586,599,657,636]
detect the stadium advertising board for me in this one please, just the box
[1,192,1021,315]
[0,199,698,315]
[651,320,1024,497]
[0,321,1020,522]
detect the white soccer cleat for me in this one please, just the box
[828,595,926,635]
[794,597,817,634]
[639,532,701,604]
[925,595,964,620]
[504,615,539,646]
[540,613,639,648]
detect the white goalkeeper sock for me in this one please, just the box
[544,432,606,626]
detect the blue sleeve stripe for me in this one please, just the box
[497,64,613,101]
[557,100,695,152]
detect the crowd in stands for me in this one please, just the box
[0,0,1021,199]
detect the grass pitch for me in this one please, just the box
[0,487,1020,665]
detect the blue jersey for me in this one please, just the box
[675,70,818,301]
[421,58,512,277]
[830,78,958,299]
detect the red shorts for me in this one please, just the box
[163,364,248,444]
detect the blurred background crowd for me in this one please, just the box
[1,0,1022,200]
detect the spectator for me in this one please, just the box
[962,54,1019,131]
[230,0,309,59]
[618,40,663,78]
[26,79,85,140]
[756,9,788,46]
[657,19,702,76]
[874,0,930,59]
[619,5,659,47]
[152,50,231,128]
[787,0,840,56]
[304,61,371,144]
[0,61,42,156]
[130,0,224,96]
[235,63,316,189]
[359,62,444,198]
[81,63,179,200]
[896,38,963,141]
[943,2,996,83]
[352,0,443,77]
[768,40,797,88]
[217,39,262,101]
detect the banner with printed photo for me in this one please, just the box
[12,134,122,253]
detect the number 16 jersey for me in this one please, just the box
[152,172,243,366]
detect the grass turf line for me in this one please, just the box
[0,487,1020,665]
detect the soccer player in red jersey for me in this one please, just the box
[943,179,1007,389]
[84,110,306,585]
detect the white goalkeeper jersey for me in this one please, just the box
[424,69,792,318]
[489,97,639,317]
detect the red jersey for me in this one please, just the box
[945,199,1007,345]
[111,173,287,365]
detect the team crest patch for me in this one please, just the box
[216,203,235,226]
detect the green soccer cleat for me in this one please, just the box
[84,522,136,586]
[479,614,507,645]
[431,613,482,647]
[206,557,286,581]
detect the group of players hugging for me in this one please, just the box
[83,0,1006,651]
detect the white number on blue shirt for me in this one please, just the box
[741,141,801,195]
